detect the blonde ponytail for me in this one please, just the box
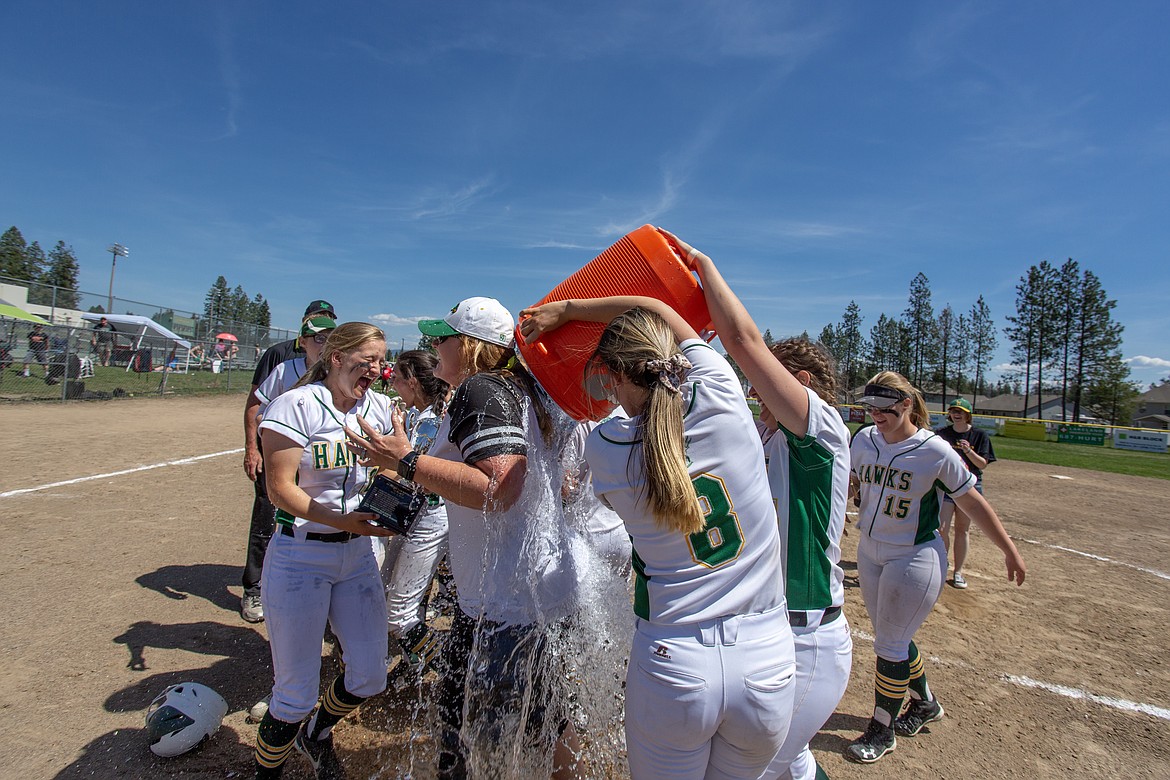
[593,307,704,535]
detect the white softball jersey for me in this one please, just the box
[253,356,308,414]
[763,386,850,612]
[850,426,975,546]
[259,382,395,535]
[586,339,785,625]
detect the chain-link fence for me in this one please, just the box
[1,276,297,402]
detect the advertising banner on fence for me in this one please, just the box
[1003,419,1048,441]
[1057,423,1106,446]
[1113,428,1170,453]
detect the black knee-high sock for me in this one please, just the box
[254,711,300,777]
[305,675,365,741]
[906,641,933,702]
[873,655,909,727]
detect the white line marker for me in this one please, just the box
[1017,537,1170,581]
[1004,675,1170,721]
[0,449,245,498]
[850,628,1170,721]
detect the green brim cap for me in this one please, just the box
[418,318,459,337]
[301,315,337,336]
[948,398,973,414]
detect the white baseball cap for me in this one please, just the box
[418,296,515,346]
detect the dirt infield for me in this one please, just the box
[1,395,1168,779]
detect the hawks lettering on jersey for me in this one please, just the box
[854,463,914,492]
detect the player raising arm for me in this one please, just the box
[658,229,852,780]
[521,296,796,780]
[845,372,1025,764]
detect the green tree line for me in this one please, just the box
[0,225,81,308]
[815,261,1137,424]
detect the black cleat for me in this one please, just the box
[295,726,347,780]
[845,718,897,763]
[894,697,945,737]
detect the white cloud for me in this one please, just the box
[1125,355,1170,369]
[370,313,429,327]
[411,178,496,220]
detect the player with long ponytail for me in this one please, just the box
[521,297,796,780]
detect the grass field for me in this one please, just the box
[992,436,1170,480]
[1,362,253,401]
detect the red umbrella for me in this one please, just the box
[215,332,238,341]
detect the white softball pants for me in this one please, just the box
[857,533,947,660]
[625,605,796,780]
[382,503,449,638]
[261,530,388,723]
[762,612,853,780]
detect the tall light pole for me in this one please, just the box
[107,243,129,314]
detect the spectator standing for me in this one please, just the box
[91,316,116,366]
[23,324,49,377]
[933,398,996,589]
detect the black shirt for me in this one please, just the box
[933,425,996,479]
[251,338,303,387]
[447,373,528,463]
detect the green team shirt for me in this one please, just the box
[761,387,850,611]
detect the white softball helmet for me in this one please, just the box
[144,682,229,757]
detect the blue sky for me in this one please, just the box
[2,1,1167,388]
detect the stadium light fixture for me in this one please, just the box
[107,243,129,314]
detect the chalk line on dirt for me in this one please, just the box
[1016,537,1170,581]
[849,628,1170,722]
[0,449,245,498]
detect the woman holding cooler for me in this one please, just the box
[659,229,852,780]
[846,372,1025,763]
[520,296,796,780]
[253,323,394,779]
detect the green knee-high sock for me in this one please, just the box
[906,641,933,702]
[305,674,365,741]
[873,656,909,727]
[254,711,300,778]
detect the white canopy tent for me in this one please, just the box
[80,313,194,373]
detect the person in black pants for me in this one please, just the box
[240,299,337,623]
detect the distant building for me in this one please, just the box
[969,393,1072,420]
[1133,382,1170,430]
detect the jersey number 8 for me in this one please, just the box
[688,474,745,568]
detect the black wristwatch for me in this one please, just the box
[398,450,420,482]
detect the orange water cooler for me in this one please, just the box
[516,225,713,421]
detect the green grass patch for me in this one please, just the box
[990,437,1170,480]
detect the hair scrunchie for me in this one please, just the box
[645,354,693,395]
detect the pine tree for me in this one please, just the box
[1072,270,1124,422]
[34,241,82,309]
[936,304,956,399]
[203,276,230,334]
[902,273,937,387]
[24,242,50,303]
[0,226,32,281]
[969,295,997,398]
[1053,259,1082,420]
[1005,262,1058,418]
[836,301,866,396]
